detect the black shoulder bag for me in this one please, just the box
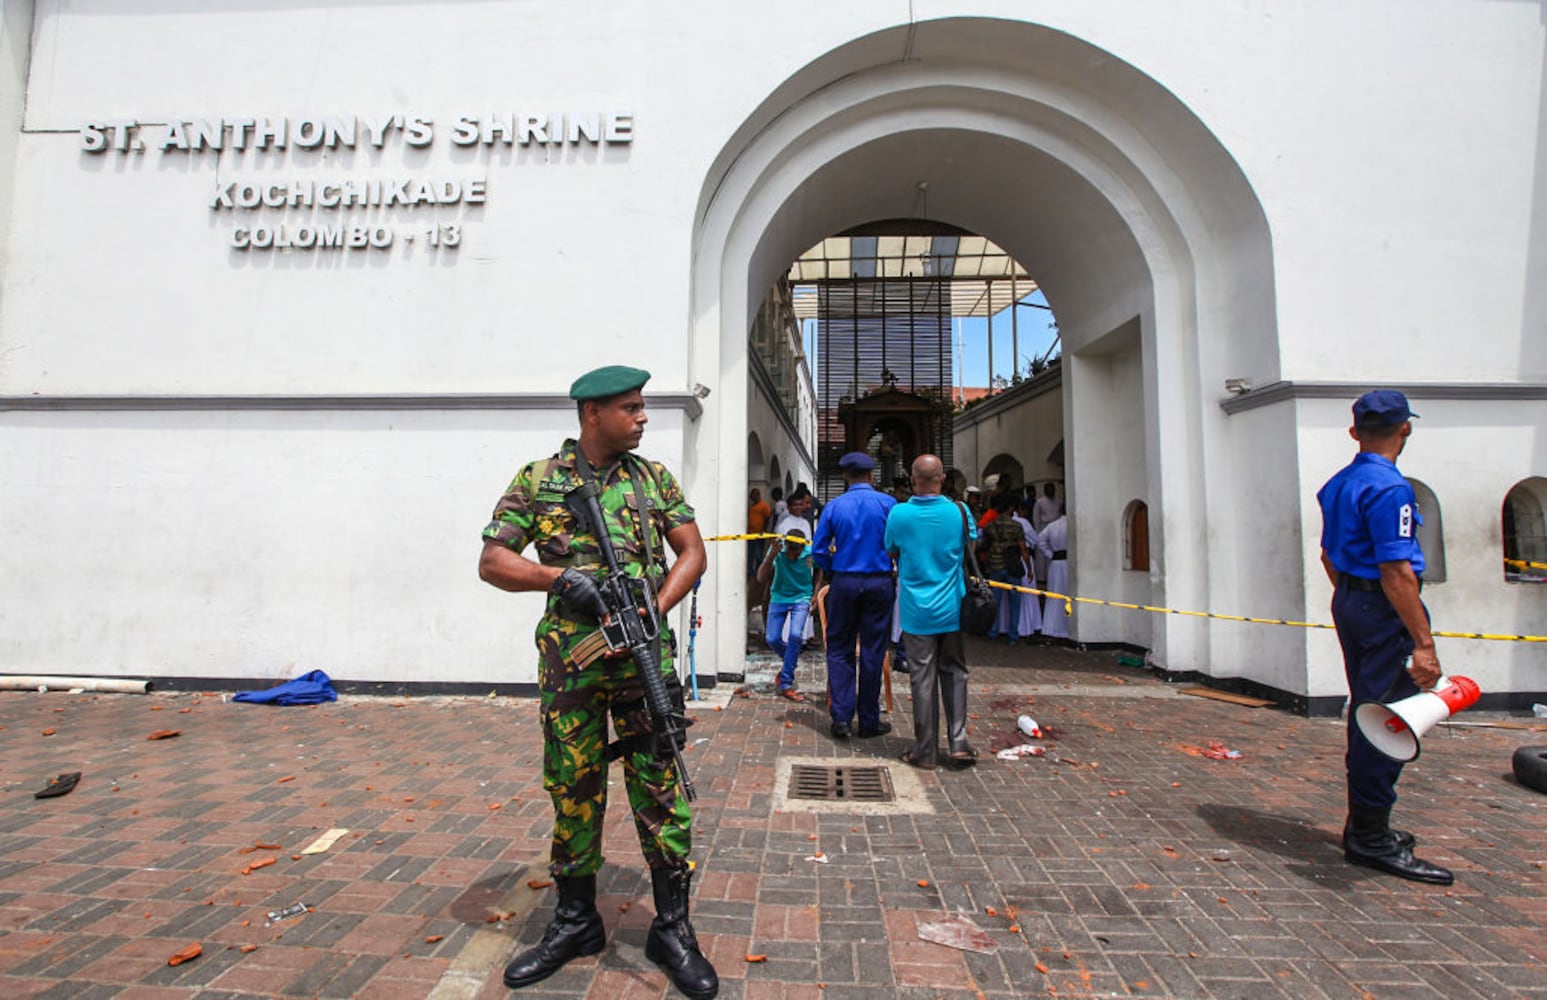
[958,502,996,636]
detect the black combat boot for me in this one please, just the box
[1342,804,1451,885]
[502,873,607,989]
[644,865,719,999]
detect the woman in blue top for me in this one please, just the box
[757,524,815,700]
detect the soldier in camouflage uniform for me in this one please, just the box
[479,365,716,999]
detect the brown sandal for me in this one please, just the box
[900,749,936,771]
[777,687,806,702]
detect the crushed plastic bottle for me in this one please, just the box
[1017,715,1043,739]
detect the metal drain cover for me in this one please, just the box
[788,764,895,802]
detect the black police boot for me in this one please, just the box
[502,873,607,989]
[644,865,719,999]
[1342,805,1451,885]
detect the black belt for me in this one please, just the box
[1051,550,1068,560]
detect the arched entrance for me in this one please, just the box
[689,17,1279,686]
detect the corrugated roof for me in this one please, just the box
[788,233,1033,318]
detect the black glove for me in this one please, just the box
[550,568,608,621]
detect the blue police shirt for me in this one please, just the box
[1317,452,1424,579]
[812,482,896,574]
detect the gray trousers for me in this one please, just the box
[901,630,970,766]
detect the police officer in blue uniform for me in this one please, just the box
[813,451,897,739]
[1317,389,1451,885]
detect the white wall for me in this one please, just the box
[1,1,1543,695]
[1299,397,1547,701]
[0,0,32,313]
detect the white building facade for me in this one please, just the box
[0,0,1542,709]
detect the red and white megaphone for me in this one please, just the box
[1354,674,1482,762]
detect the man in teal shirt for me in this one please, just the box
[884,454,977,769]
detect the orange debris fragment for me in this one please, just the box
[147,730,181,740]
[527,879,554,890]
[167,943,202,966]
[745,954,768,963]
[425,935,444,943]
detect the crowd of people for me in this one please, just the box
[750,453,1071,769]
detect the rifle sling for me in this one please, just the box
[570,449,665,673]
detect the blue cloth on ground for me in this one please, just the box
[232,669,338,705]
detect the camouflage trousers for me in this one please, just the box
[537,627,692,877]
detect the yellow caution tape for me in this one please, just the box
[1504,558,1547,572]
[980,578,1547,643]
[701,535,1546,642]
[704,532,810,544]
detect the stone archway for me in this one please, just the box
[690,16,1278,685]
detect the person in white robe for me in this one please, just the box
[1013,501,1051,638]
[1040,507,1071,639]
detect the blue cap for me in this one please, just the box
[1352,389,1418,428]
[838,451,875,472]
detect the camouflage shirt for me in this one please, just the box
[482,439,696,659]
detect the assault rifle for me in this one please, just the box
[566,479,696,802]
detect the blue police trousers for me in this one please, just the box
[1332,578,1424,811]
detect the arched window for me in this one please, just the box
[1503,478,1547,583]
[1406,479,1445,584]
[1123,500,1149,572]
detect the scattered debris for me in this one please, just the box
[745,954,768,963]
[995,745,1046,761]
[1176,741,1243,760]
[34,772,81,799]
[1179,686,1272,708]
[527,879,554,890]
[266,902,310,924]
[917,914,999,955]
[240,857,276,875]
[146,730,181,741]
[167,943,202,966]
[300,829,349,855]
[805,854,830,864]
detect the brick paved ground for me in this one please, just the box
[2,639,1545,999]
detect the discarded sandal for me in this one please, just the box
[35,772,82,799]
[900,749,936,770]
[777,687,806,702]
[946,747,979,768]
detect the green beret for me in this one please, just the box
[568,365,651,401]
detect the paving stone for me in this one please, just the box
[1,644,1543,997]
